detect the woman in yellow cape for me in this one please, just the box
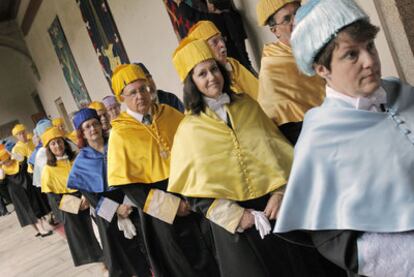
[169,37,340,276]
[41,127,103,267]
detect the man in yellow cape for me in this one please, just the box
[11,124,35,173]
[108,63,218,277]
[256,0,325,144]
[187,20,259,100]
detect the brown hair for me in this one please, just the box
[183,62,234,115]
[46,138,76,166]
[76,121,107,149]
[314,20,380,71]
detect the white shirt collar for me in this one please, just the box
[56,155,68,161]
[203,93,231,122]
[325,85,387,112]
[126,108,152,123]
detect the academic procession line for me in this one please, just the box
[0,0,413,277]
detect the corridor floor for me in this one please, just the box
[0,206,103,277]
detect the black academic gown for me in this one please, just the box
[121,179,219,277]
[48,192,103,266]
[81,189,152,277]
[0,182,10,215]
[1,162,47,227]
[26,175,51,218]
[188,194,347,277]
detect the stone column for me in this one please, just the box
[375,0,414,84]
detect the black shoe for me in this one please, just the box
[35,233,41,237]
[40,231,53,237]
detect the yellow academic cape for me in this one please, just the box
[107,104,184,186]
[1,160,20,177]
[168,94,293,201]
[228,57,258,100]
[257,41,325,126]
[12,141,35,173]
[41,159,77,194]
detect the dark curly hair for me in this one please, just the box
[183,61,234,115]
[46,138,76,166]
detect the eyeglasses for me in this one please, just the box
[82,121,101,132]
[122,84,150,98]
[275,13,295,26]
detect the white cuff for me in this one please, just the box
[207,199,244,234]
[143,189,181,224]
[96,197,120,222]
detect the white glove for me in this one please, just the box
[117,217,137,239]
[251,210,271,239]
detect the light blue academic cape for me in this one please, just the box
[274,79,414,233]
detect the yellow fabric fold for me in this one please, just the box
[207,199,245,234]
[12,141,35,173]
[228,58,259,100]
[107,104,184,186]
[41,159,77,194]
[143,189,181,224]
[168,94,293,201]
[1,160,20,176]
[12,141,35,160]
[66,131,78,145]
[258,41,325,126]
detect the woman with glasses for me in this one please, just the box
[256,0,326,145]
[67,108,151,277]
[41,127,103,267]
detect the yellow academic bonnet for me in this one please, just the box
[111,64,147,102]
[52,117,64,127]
[187,20,220,41]
[0,144,10,162]
[41,126,64,147]
[11,124,26,137]
[256,0,300,26]
[88,101,106,111]
[172,37,216,82]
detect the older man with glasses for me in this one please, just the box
[107,64,218,277]
[256,0,326,145]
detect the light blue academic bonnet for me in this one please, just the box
[291,0,368,76]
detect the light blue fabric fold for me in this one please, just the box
[274,79,414,233]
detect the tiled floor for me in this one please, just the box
[0,206,104,277]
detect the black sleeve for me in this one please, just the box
[310,230,362,275]
[0,180,11,203]
[121,184,154,210]
[278,121,303,145]
[185,197,215,217]
[80,191,100,208]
